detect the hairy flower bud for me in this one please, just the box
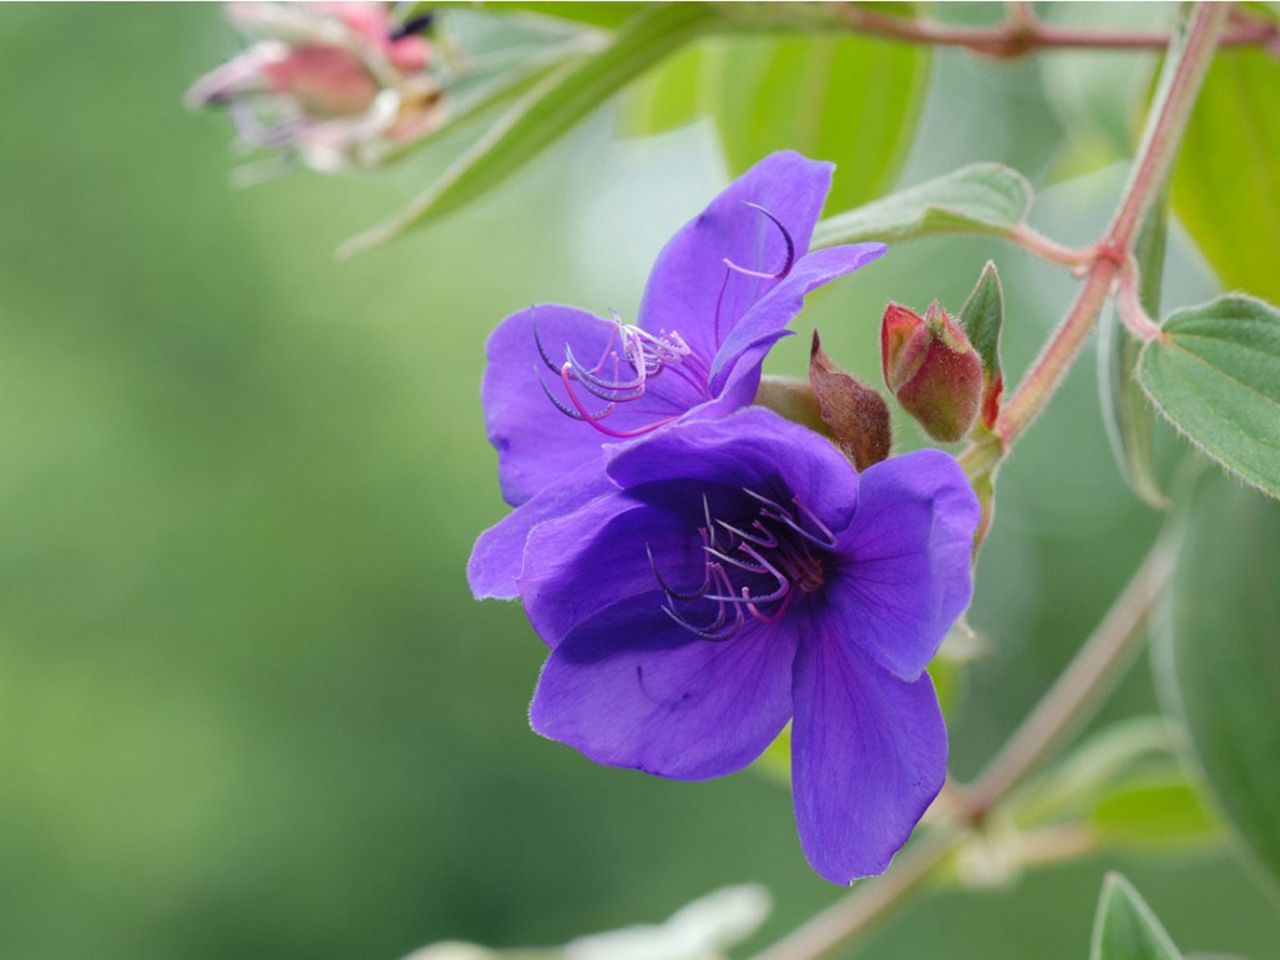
[186,3,445,174]
[881,301,983,442]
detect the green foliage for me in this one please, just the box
[341,3,723,256]
[1173,49,1280,302]
[1099,202,1168,509]
[1013,717,1219,852]
[1090,772,1218,846]
[1090,874,1182,960]
[619,42,708,136]
[714,33,929,213]
[811,163,1033,248]
[957,260,1004,429]
[1138,294,1280,499]
[1154,471,1280,898]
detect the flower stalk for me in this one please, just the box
[830,0,1269,59]
[746,6,1227,957]
[989,1,1228,453]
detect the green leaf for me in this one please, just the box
[1015,716,1178,828]
[957,260,1004,431]
[1137,294,1280,499]
[458,1,642,29]
[1098,201,1169,509]
[619,41,708,137]
[811,163,1034,249]
[753,723,791,786]
[1090,769,1220,847]
[1091,874,1183,960]
[1154,471,1280,897]
[713,31,928,214]
[1172,49,1280,302]
[340,3,722,256]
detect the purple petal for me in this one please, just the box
[708,243,887,396]
[467,464,616,601]
[605,407,860,536]
[827,449,979,681]
[531,594,796,780]
[482,305,697,506]
[518,490,706,648]
[636,152,833,365]
[790,623,947,884]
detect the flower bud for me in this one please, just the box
[186,3,445,173]
[881,300,983,442]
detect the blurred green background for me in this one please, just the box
[2,4,1277,959]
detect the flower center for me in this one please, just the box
[650,488,836,642]
[532,201,796,440]
[532,315,714,439]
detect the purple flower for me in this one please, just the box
[468,152,884,600]
[503,408,978,884]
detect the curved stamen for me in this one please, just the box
[715,518,778,549]
[532,363,589,421]
[742,487,838,549]
[559,364,677,439]
[704,544,790,605]
[647,544,710,602]
[722,202,796,281]
[532,316,567,375]
[661,597,742,642]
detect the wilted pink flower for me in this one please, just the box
[186,3,445,173]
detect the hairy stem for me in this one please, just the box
[746,829,960,960]
[832,1,1270,58]
[743,536,1174,960]
[990,1,1228,451]
[961,537,1177,820]
[746,12,1227,958]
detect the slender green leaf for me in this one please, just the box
[619,42,707,137]
[713,31,928,213]
[1099,201,1169,508]
[958,260,1004,430]
[1091,874,1183,960]
[340,3,722,256]
[1090,770,1220,846]
[455,1,642,30]
[811,163,1034,249]
[1015,717,1178,828]
[1137,294,1280,499]
[1154,471,1280,897]
[1173,49,1280,302]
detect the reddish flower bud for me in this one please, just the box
[186,3,445,174]
[881,301,983,442]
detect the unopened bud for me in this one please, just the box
[881,301,983,442]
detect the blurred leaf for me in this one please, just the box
[1016,717,1178,828]
[811,163,1034,248]
[1137,294,1280,499]
[957,261,1004,431]
[564,884,770,960]
[1154,471,1280,896]
[1091,874,1183,960]
[373,51,586,166]
[1038,3,1165,177]
[713,31,929,213]
[753,724,791,786]
[619,42,707,137]
[1172,49,1280,302]
[341,3,722,256]
[1098,201,1168,509]
[1091,770,1220,847]
[455,2,640,29]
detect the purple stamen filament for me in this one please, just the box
[533,200,797,433]
[652,488,831,642]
